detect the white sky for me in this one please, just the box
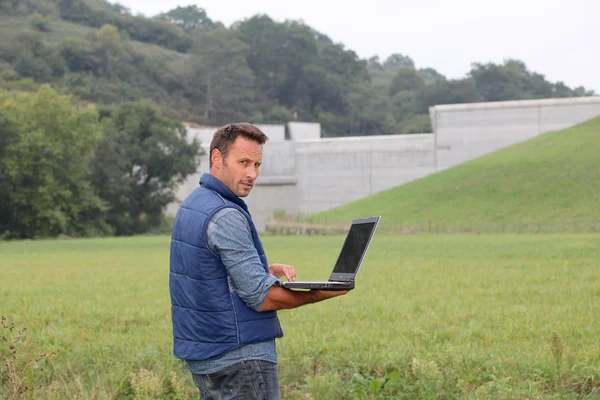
[117,0,600,93]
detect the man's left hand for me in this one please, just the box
[269,264,296,282]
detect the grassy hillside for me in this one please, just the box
[0,14,194,118]
[309,116,600,232]
[0,16,184,59]
[0,15,93,42]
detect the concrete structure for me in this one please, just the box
[294,134,435,214]
[431,97,600,170]
[187,124,286,145]
[287,122,321,140]
[169,97,600,231]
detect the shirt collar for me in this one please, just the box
[199,173,249,212]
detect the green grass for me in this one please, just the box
[1,234,600,399]
[309,117,600,232]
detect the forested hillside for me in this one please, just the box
[0,0,595,137]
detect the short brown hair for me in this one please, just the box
[209,123,269,168]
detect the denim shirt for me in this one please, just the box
[186,208,279,375]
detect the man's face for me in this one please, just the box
[211,136,262,197]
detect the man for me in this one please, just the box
[169,123,347,399]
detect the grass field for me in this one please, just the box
[1,234,599,399]
[309,117,600,232]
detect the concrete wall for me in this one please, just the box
[187,124,286,146]
[287,122,321,140]
[294,134,435,213]
[186,127,217,146]
[431,96,600,170]
[166,133,435,230]
[168,96,600,231]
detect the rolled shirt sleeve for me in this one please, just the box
[206,208,278,311]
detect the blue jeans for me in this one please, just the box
[191,360,280,400]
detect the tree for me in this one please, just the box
[0,109,17,236]
[367,56,382,70]
[175,28,256,124]
[105,2,130,15]
[418,68,445,84]
[93,102,200,235]
[13,50,52,81]
[402,114,431,134]
[235,16,319,111]
[0,85,107,239]
[94,24,123,76]
[468,59,574,101]
[307,42,372,127]
[389,67,425,97]
[156,5,216,33]
[383,53,415,70]
[59,37,102,73]
[415,78,483,112]
[392,90,420,122]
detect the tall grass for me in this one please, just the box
[1,234,599,399]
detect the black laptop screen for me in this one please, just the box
[332,222,376,274]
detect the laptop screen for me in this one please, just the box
[332,221,377,274]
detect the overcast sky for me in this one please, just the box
[117,0,599,93]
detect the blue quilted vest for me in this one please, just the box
[169,173,283,361]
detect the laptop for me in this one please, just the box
[281,216,380,291]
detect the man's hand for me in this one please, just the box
[269,264,296,282]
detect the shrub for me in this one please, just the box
[28,12,51,32]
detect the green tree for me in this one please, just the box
[0,109,18,236]
[0,85,107,239]
[156,5,216,33]
[466,59,591,101]
[93,102,200,235]
[13,50,52,81]
[417,67,445,84]
[175,28,256,124]
[383,53,415,70]
[235,16,319,111]
[312,43,375,135]
[402,114,432,133]
[469,60,529,101]
[94,24,123,76]
[59,37,102,73]
[389,67,425,97]
[392,90,420,122]
[415,78,483,112]
[105,2,130,15]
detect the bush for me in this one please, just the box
[28,12,51,32]
[16,30,46,57]
[13,50,52,81]
[59,38,102,73]
[0,68,18,80]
